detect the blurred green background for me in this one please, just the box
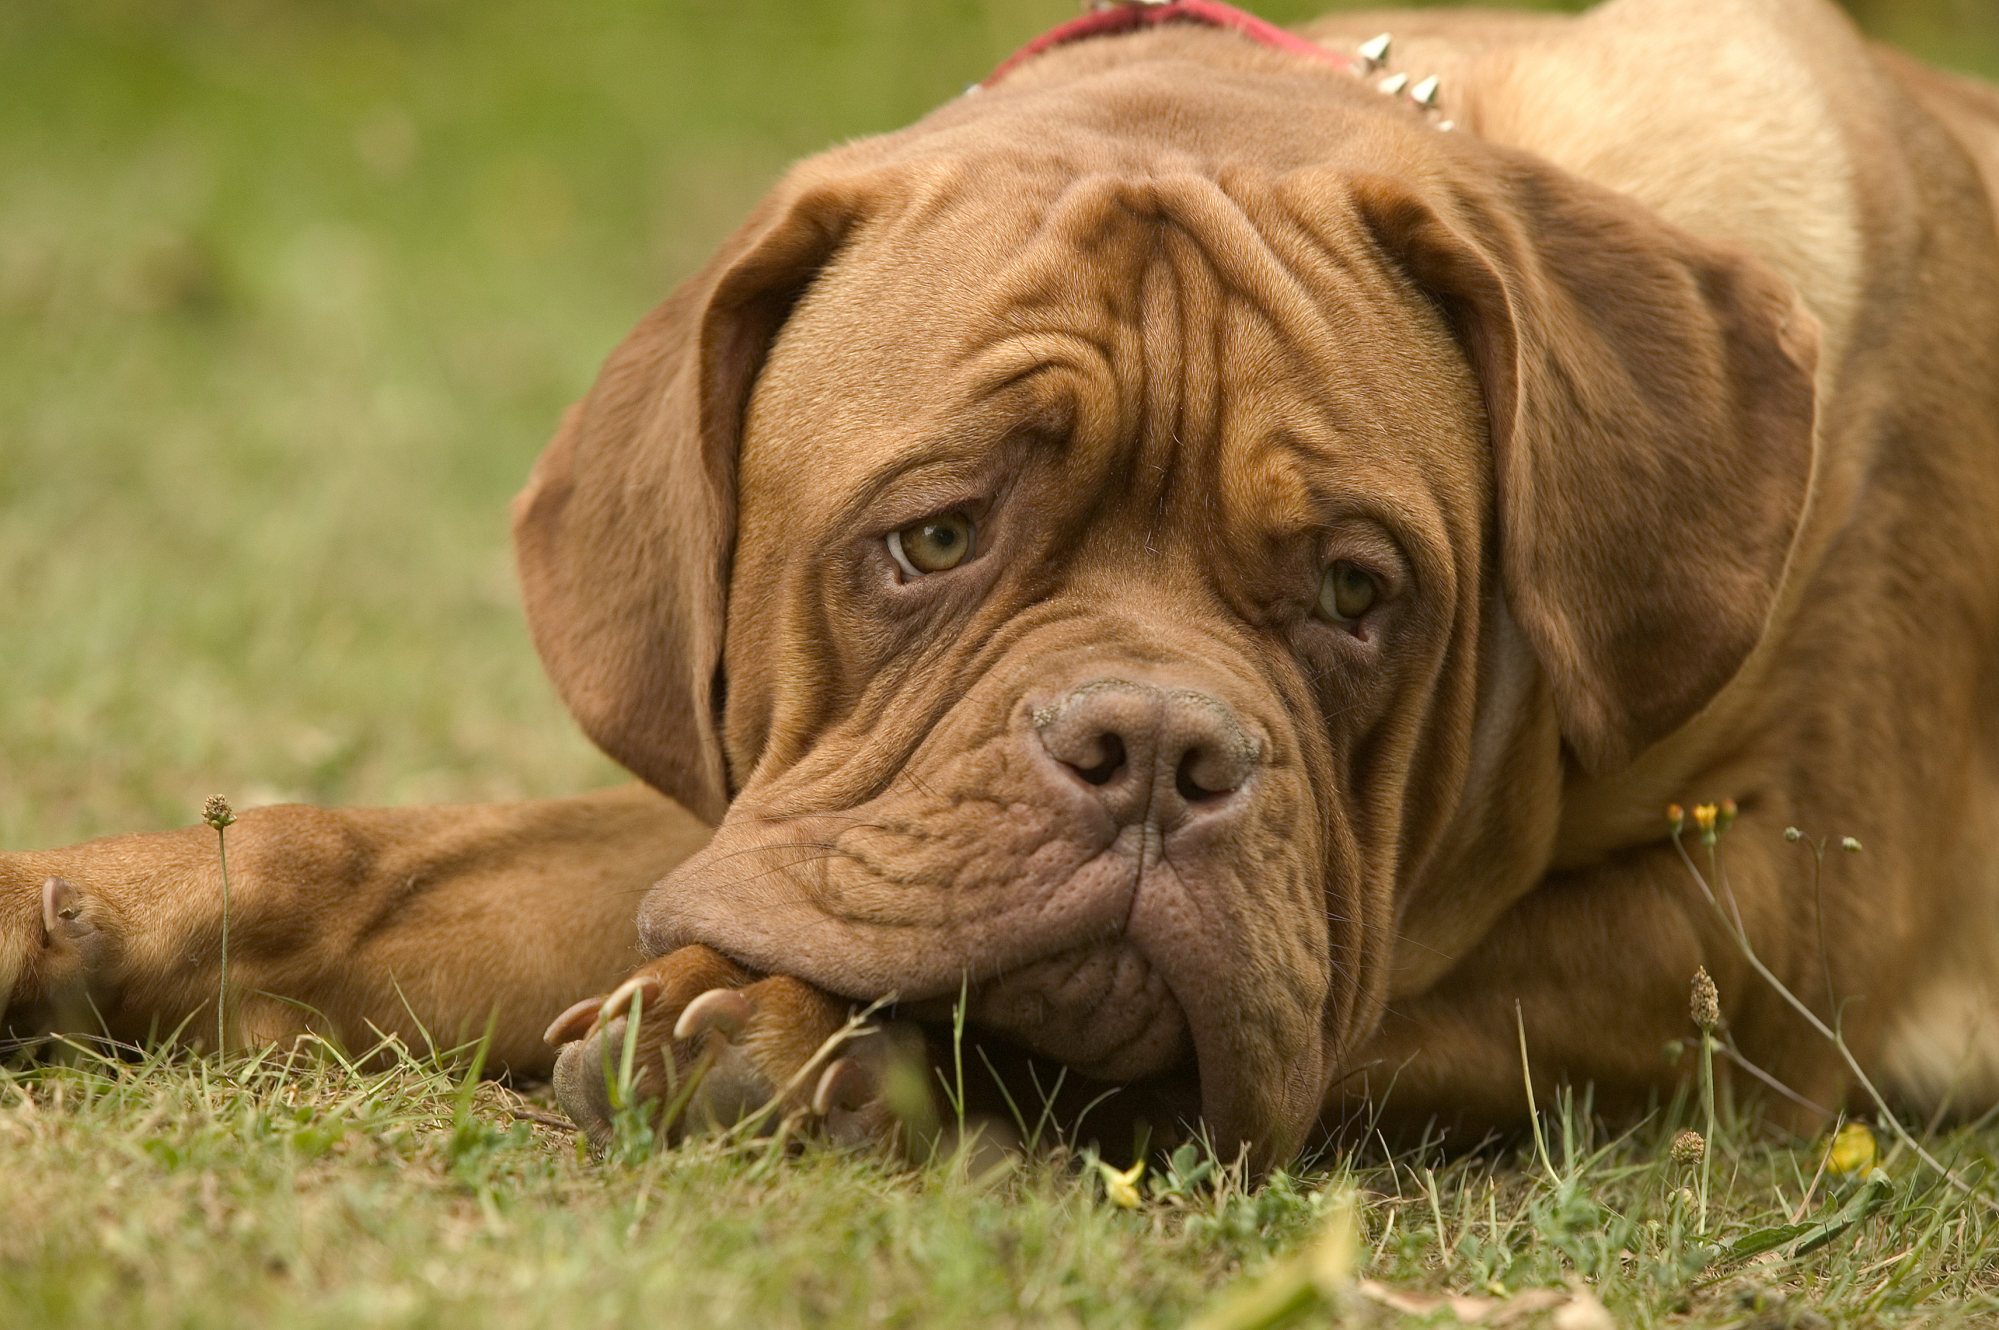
[3,0,1995,847]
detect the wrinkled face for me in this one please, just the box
[635,171,1492,1161]
[522,59,1816,1164]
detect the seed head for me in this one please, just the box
[202,795,236,831]
[1841,837,1862,854]
[1784,826,1802,843]
[1690,967,1721,1034]
[1671,1130,1706,1165]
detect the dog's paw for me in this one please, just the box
[546,945,935,1155]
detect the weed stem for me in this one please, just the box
[1671,836,1990,1208]
[202,795,237,1058]
[1698,1030,1715,1234]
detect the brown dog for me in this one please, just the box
[7,0,1999,1170]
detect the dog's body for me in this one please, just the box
[7,0,1999,1167]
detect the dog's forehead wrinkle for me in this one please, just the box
[751,183,1475,552]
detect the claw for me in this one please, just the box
[674,988,754,1042]
[543,995,606,1047]
[812,1056,876,1115]
[599,973,663,1026]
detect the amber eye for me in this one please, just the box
[887,512,975,577]
[1317,561,1379,623]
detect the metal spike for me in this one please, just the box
[1377,72,1409,97]
[1357,33,1392,67]
[1410,74,1441,108]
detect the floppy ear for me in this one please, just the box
[1350,156,1819,773]
[511,183,856,823]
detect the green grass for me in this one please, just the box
[3,1037,1995,1327]
[6,1,1999,1326]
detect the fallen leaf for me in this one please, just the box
[1184,1193,1358,1330]
[1552,1282,1615,1330]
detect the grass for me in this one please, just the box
[6,1,1999,1326]
[3,1032,1996,1327]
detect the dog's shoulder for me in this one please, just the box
[1309,0,1875,366]
[1873,43,1999,218]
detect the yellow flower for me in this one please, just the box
[1693,804,1718,831]
[1097,1157,1146,1209]
[1825,1122,1877,1176]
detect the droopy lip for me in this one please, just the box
[638,837,1144,1005]
[638,838,1331,1171]
[1115,864,1331,1170]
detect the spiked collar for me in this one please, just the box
[975,1,1452,129]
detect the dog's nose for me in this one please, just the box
[1033,678,1260,824]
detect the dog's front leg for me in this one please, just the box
[0,784,708,1075]
[1345,835,1849,1138]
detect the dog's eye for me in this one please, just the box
[887,512,975,577]
[1317,562,1379,623]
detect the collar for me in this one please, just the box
[979,0,1355,91]
[973,2,1452,130]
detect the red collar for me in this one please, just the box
[979,0,1356,91]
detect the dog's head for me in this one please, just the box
[512,53,1817,1166]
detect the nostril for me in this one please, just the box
[1073,733,1126,786]
[1035,679,1259,820]
[1175,747,1240,804]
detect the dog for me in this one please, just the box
[6,0,1999,1170]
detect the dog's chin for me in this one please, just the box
[902,940,1196,1083]
[652,904,1219,1141]
[889,940,1210,1153]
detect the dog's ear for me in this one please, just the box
[512,182,856,823]
[1349,157,1819,774]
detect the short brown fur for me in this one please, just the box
[8,0,1999,1168]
